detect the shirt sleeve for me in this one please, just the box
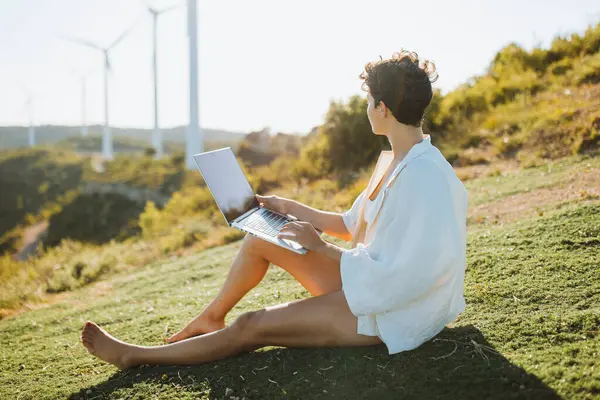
[340,160,463,316]
[341,188,367,236]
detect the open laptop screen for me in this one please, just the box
[193,148,260,224]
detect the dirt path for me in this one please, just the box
[468,167,600,225]
[16,221,48,261]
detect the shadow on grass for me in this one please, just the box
[69,325,560,399]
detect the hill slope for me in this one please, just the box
[0,154,598,399]
[0,125,248,150]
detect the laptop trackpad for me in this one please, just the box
[280,237,303,249]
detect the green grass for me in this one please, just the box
[1,160,599,399]
[465,152,600,207]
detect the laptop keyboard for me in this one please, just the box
[244,210,288,237]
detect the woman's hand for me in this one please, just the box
[255,194,293,215]
[276,221,326,252]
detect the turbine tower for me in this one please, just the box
[25,94,35,147]
[186,0,203,169]
[63,20,140,159]
[145,2,182,158]
[80,74,88,137]
[19,84,36,147]
[71,69,92,137]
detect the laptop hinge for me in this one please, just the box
[232,207,260,226]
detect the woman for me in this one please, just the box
[81,50,468,370]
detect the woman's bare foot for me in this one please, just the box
[81,321,135,370]
[166,313,225,343]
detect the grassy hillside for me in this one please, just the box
[1,147,597,312]
[1,24,597,255]
[0,130,297,256]
[0,153,598,399]
[0,126,247,150]
[58,135,185,155]
[0,149,85,253]
[1,23,599,398]
[0,149,190,254]
[429,23,600,165]
[286,23,600,183]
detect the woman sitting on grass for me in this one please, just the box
[81,50,468,370]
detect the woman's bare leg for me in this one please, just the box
[81,291,383,370]
[166,234,342,343]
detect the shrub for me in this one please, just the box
[567,53,600,85]
[222,230,246,244]
[292,132,333,181]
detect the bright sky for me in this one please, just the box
[0,0,598,134]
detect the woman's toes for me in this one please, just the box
[82,339,94,353]
[82,330,92,342]
[81,322,102,353]
[79,321,132,370]
[86,321,101,333]
[83,322,99,338]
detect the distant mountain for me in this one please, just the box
[0,125,248,150]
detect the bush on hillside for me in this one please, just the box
[44,192,144,247]
[292,95,387,181]
[427,23,600,162]
[0,149,84,238]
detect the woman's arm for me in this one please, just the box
[287,200,352,242]
[255,194,352,242]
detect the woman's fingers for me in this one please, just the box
[277,228,295,238]
[278,222,302,237]
[281,222,302,230]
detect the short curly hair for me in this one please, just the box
[359,50,439,127]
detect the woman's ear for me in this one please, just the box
[379,101,387,118]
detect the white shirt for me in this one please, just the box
[341,135,468,354]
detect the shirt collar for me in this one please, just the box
[387,134,432,186]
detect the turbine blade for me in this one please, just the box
[142,0,156,14]
[58,34,103,51]
[158,3,185,14]
[109,14,144,49]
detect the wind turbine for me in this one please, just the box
[19,83,36,147]
[25,94,35,147]
[186,0,203,169]
[62,19,140,159]
[144,1,184,158]
[70,69,92,137]
[79,74,89,137]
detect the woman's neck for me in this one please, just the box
[386,125,425,162]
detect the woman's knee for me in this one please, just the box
[230,310,265,347]
[242,233,269,256]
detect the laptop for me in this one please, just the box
[193,147,309,255]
